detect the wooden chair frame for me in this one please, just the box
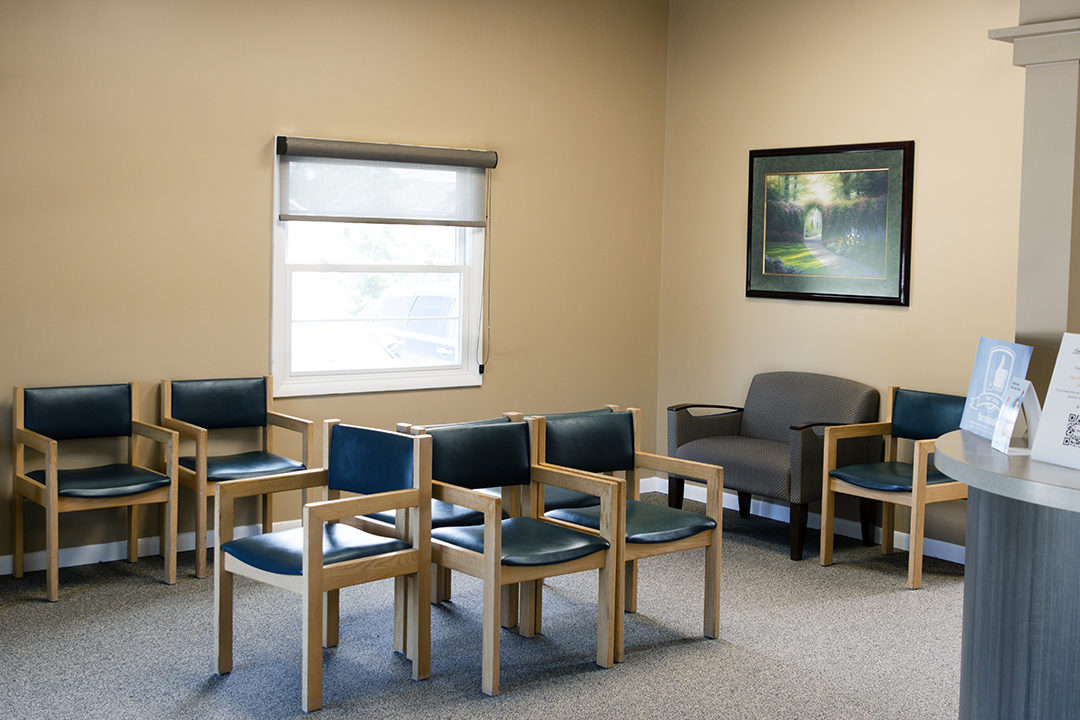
[215,420,431,712]
[820,386,968,589]
[12,382,179,602]
[533,407,722,662]
[161,376,314,578]
[401,418,617,697]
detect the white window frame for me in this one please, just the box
[271,137,493,397]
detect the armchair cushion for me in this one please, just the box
[674,435,789,500]
[432,516,609,567]
[549,500,716,545]
[180,450,304,482]
[830,461,955,493]
[27,464,172,499]
[221,523,410,576]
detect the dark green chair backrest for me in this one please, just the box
[542,409,635,474]
[170,377,267,429]
[427,421,532,490]
[327,423,418,495]
[890,388,966,441]
[23,384,132,440]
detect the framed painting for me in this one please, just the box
[745,140,914,306]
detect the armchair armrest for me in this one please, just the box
[432,480,502,515]
[823,421,892,475]
[636,451,720,486]
[132,420,178,446]
[668,404,743,454]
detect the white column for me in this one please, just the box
[991,10,1080,398]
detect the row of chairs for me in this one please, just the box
[11,379,723,711]
[12,377,311,601]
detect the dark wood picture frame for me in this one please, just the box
[746,140,914,306]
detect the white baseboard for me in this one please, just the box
[639,476,966,565]
[1,485,964,576]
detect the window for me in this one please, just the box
[271,136,496,396]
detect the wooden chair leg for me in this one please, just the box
[737,492,752,519]
[163,497,177,585]
[596,562,615,669]
[908,503,926,590]
[324,588,340,648]
[127,504,139,563]
[393,575,407,654]
[819,484,835,567]
[46,505,60,602]
[262,492,274,534]
[195,489,209,579]
[433,564,451,603]
[411,567,431,680]
[859,498,875,546]
[214,555,234,675]
[881,501,896,554]
[500,582,518,629]
[302,579,324,712]
[667,476,685,508]
[13,494,24,579]
[704,532,721,639]
[519,580,540,637]
[482,577,501,696]
[789,502,808,560]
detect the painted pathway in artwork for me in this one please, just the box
[802,235,880,278]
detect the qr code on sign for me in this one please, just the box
[1064,414,1080,448]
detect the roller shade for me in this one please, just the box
[277,136,494,226]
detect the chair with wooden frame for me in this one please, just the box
[214,421,432,713]
[161,376,314,578]
[12,382,179,602]
[409,418,617,696]
[820,387,967,589]
[538,407,722,662]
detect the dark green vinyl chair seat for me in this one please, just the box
[369,498,488,528]
[432,516,609,567]
[830,462,955,493]
[27,464,172,499]
[221,523,411,576]
[179,451,305,481]
[549,500,717,544]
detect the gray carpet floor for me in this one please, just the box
[0,495,964,719]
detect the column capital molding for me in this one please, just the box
[990,17,1080,66]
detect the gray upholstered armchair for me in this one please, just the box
[667,371,881,560]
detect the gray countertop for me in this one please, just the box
[936,429,1080,513]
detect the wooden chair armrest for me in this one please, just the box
[432,481,501,514]
[15,426,55,454]
[636,451,721,484]
[306,488,423,524]
[823,421,892,441]
[160,416,206,441]
[216,467,327,502]
[532,464,620,499]
[267,411,314,434]
[131,420,178,446]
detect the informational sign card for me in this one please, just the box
[1031,333,1080,470]
[991,378,1039,455]
[960,336,1034,440]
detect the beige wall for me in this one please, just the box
[0,0,669,556]
[659,0,1026,545]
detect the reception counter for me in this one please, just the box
[936,430,1080,720]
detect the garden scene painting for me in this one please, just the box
[763,169,889,279]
